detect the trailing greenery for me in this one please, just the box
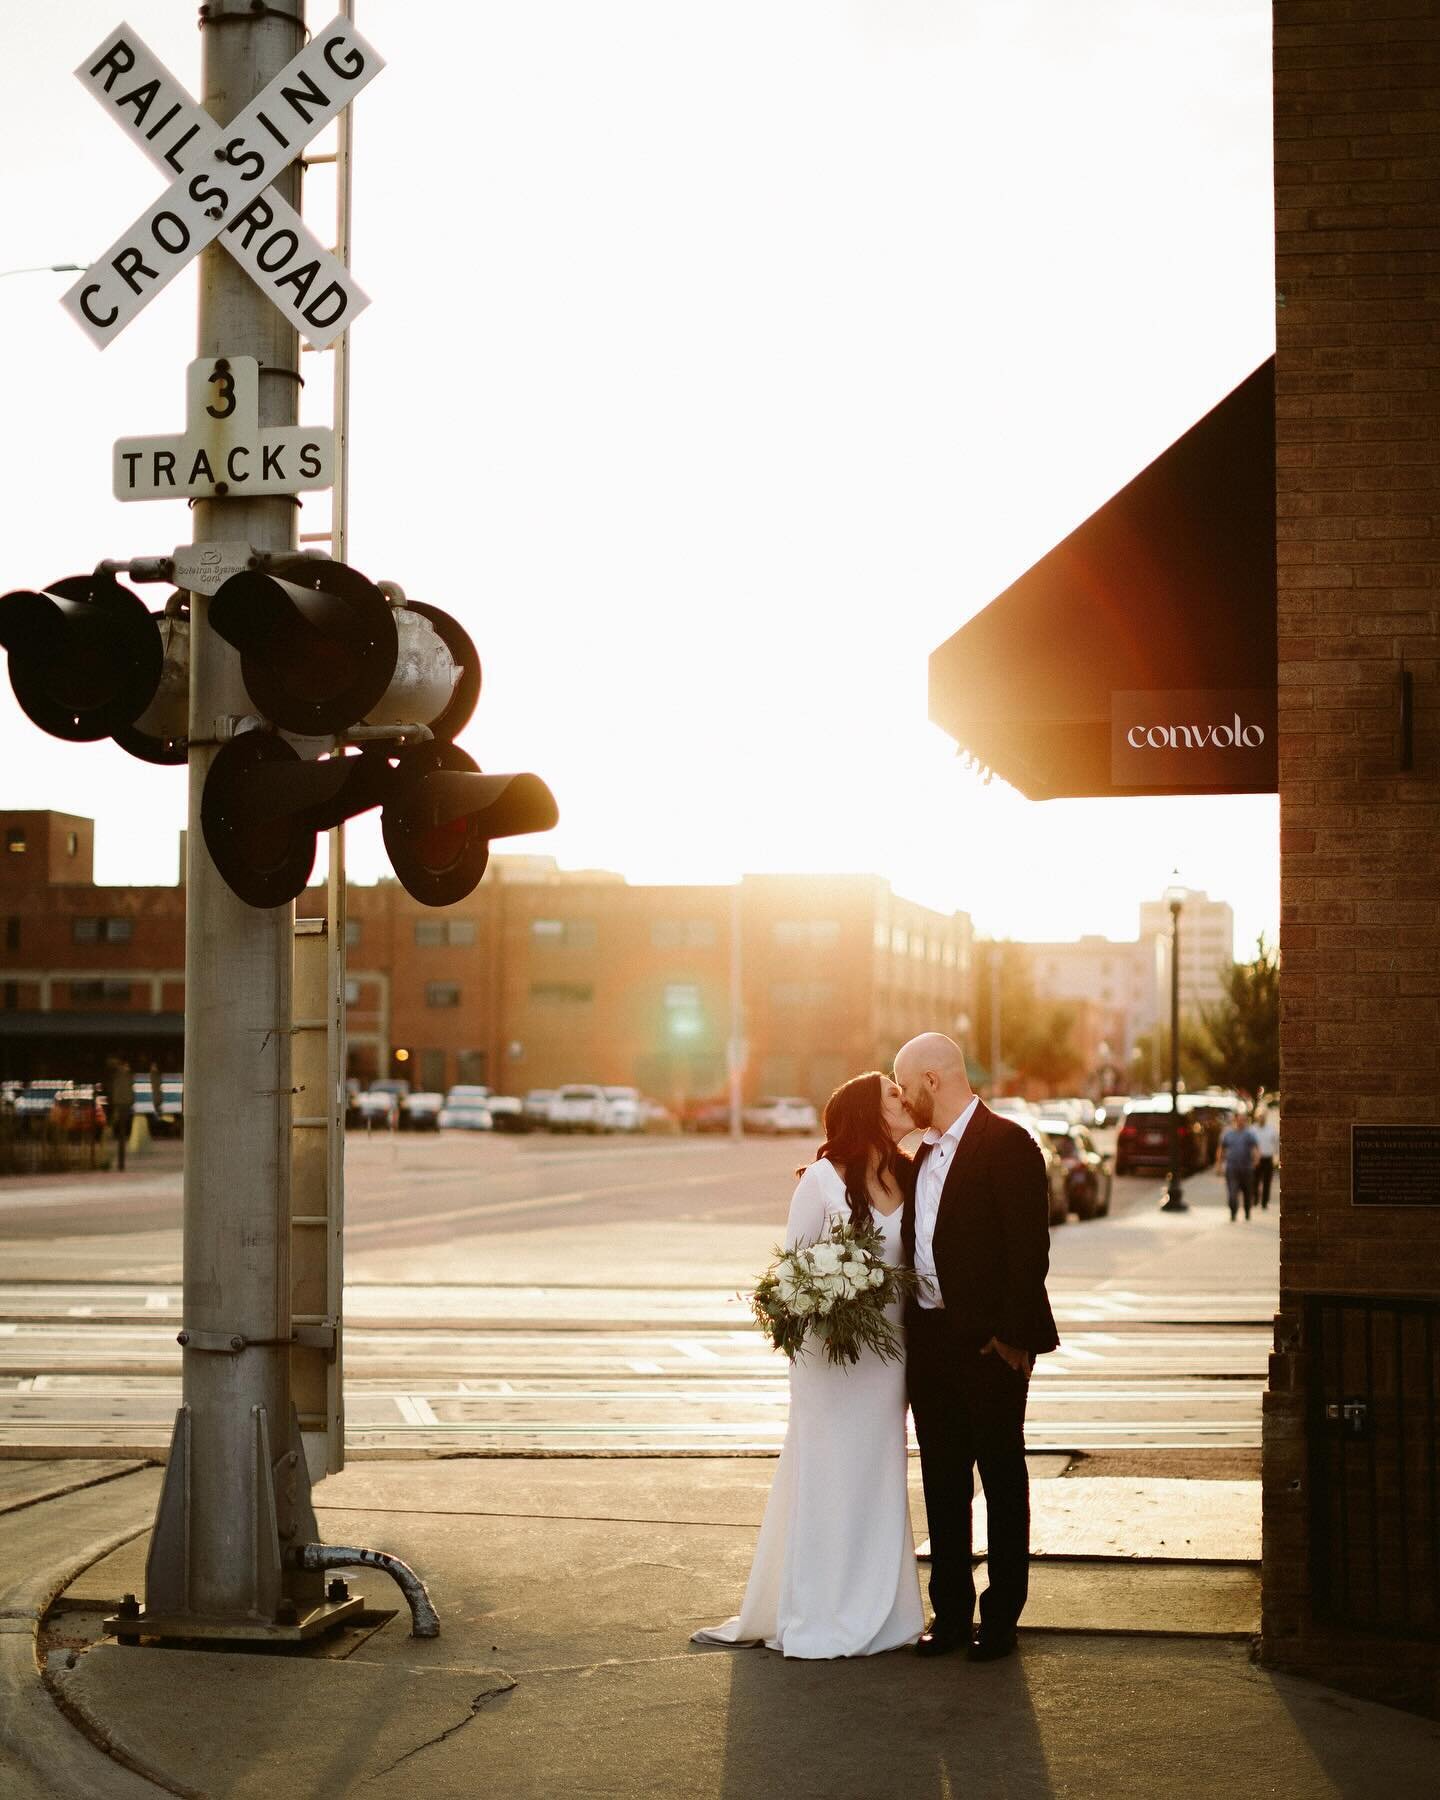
[748,1217,916,1369]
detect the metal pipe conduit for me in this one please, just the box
[287,1541,440,1637]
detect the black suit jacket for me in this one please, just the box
[901,1101,1060,1355]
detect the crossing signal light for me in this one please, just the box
[209,558,477,740]
[202,736,557,910]
[0,570,184,758]
[383,743,559,907]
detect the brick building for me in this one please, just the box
[1264,1,1440,1714]
[0,812,973,1112]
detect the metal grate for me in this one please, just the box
[1307,1294,1440,1639]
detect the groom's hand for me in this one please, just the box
[982,1336,1030,1373]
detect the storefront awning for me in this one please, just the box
[0,1012,184,1040]
[929,359,1276,798]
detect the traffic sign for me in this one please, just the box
[63,16,382,350]
[113,355,333,500]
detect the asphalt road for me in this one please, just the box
[0,1129,1278,1455]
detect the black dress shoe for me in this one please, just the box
[915,1624,967,1658]
[967,1630,1018,1663]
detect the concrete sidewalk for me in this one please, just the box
[3,1457,1438,1799]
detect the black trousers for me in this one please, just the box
[1256,1157,1275,1209]
[907,1310,1032,1638]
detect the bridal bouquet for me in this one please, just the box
[748,1217,915,1368]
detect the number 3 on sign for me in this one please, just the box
[206,367,236,420]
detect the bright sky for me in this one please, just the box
[0,0,1277,956]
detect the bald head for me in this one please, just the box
[893,1033,974,1133]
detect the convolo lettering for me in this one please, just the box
[1125,715,1266,750]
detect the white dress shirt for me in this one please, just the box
[914,1095,979,1308]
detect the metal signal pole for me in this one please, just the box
[141,0,324,1637]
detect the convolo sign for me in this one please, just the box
[1125,715,1267,750]
[1111,689,1276,787]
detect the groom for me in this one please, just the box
[893,1033,1059,1662]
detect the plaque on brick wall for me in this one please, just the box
[1351,1124,1440,1207]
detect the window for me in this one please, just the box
[531,918,596,948]
[426,982,461,1008]
[413,920,445,947]
[2,982,15,1010]
[419,1049,447,1093]
[5,829,25,855]
[912,933,927,960]
[774,920,841,948]
[72,917,132,945]
[345,918,363,947]
[652,919,717,949]
[344,978,361,1006]
[70,980,132,1004]
[891,927,908,956]
[66,832,79,856]
[447,919,477,947]
[530,982,593,1004]
[4,917,17,951]
[457,1049,487,1085]
[942,942,956,968]
[874,920,889,951]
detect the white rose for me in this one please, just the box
[792,1290,816,1315]
[816,1294,835,1315]
[775,1272,797,1306]
[810,1244,842,1275]
[869,1267,885,1287]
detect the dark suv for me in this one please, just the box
[1114,1098,1207,1175]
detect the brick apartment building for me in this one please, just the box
[1262,0,1440,1714]
[0,810,974,1113]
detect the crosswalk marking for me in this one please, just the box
[393,1394,438,1426]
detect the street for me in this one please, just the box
[0,1130,1276,1457]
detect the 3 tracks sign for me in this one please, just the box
[65,16,382,350]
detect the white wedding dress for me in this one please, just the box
[692,1158,923,1658]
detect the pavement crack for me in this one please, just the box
[366,1675,517,1779]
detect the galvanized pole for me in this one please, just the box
[143,0,315,1631]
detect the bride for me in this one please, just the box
[693,1071,923,1658]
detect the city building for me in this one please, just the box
[1138,888,1235,1025]
[0,812,973,1112]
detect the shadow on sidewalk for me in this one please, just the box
[714,1643,1053,1799]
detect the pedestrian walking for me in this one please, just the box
[1216,1109,1259,1221]
[1252,1105,1278,1211]
[106,1056,135,1172]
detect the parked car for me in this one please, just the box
[988,1096,1034,1123]
[640,1097,679,1134]
[1046,1097,1098,1128]
[1036,1117,1112,1220]
[743,1096,819,1136]
[369,1078,411,1101]
[50,1084,108,1138]
[548,1084,613,1133]
[686,1098,734,1134]
[14,1081,68,1127]
[523,1089,556,1127]
[400,1091,445,1131]
[1015,1118,1069,1227]
[348,1089,398,1129]
[484,1095,527,1132]
[438,1088,494,1131]
[1114,1097,1207,1175]
[602,1086,644,1132]
[1093,1094,1133,1129]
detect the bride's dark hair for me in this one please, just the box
[798,1070,907,1231]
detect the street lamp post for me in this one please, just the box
[1160,885,1189,1213]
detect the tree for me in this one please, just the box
[1129,1018,1212,1093]
[1192,935,1280,1099]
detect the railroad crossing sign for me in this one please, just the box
[113,355,333,500]
[64,16,382,350]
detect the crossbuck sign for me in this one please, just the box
[64,16,382,350]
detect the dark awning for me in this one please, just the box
[929,360,1276,798]
[0,1012,185,1040]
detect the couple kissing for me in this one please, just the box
[694,1032,1059,1662]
